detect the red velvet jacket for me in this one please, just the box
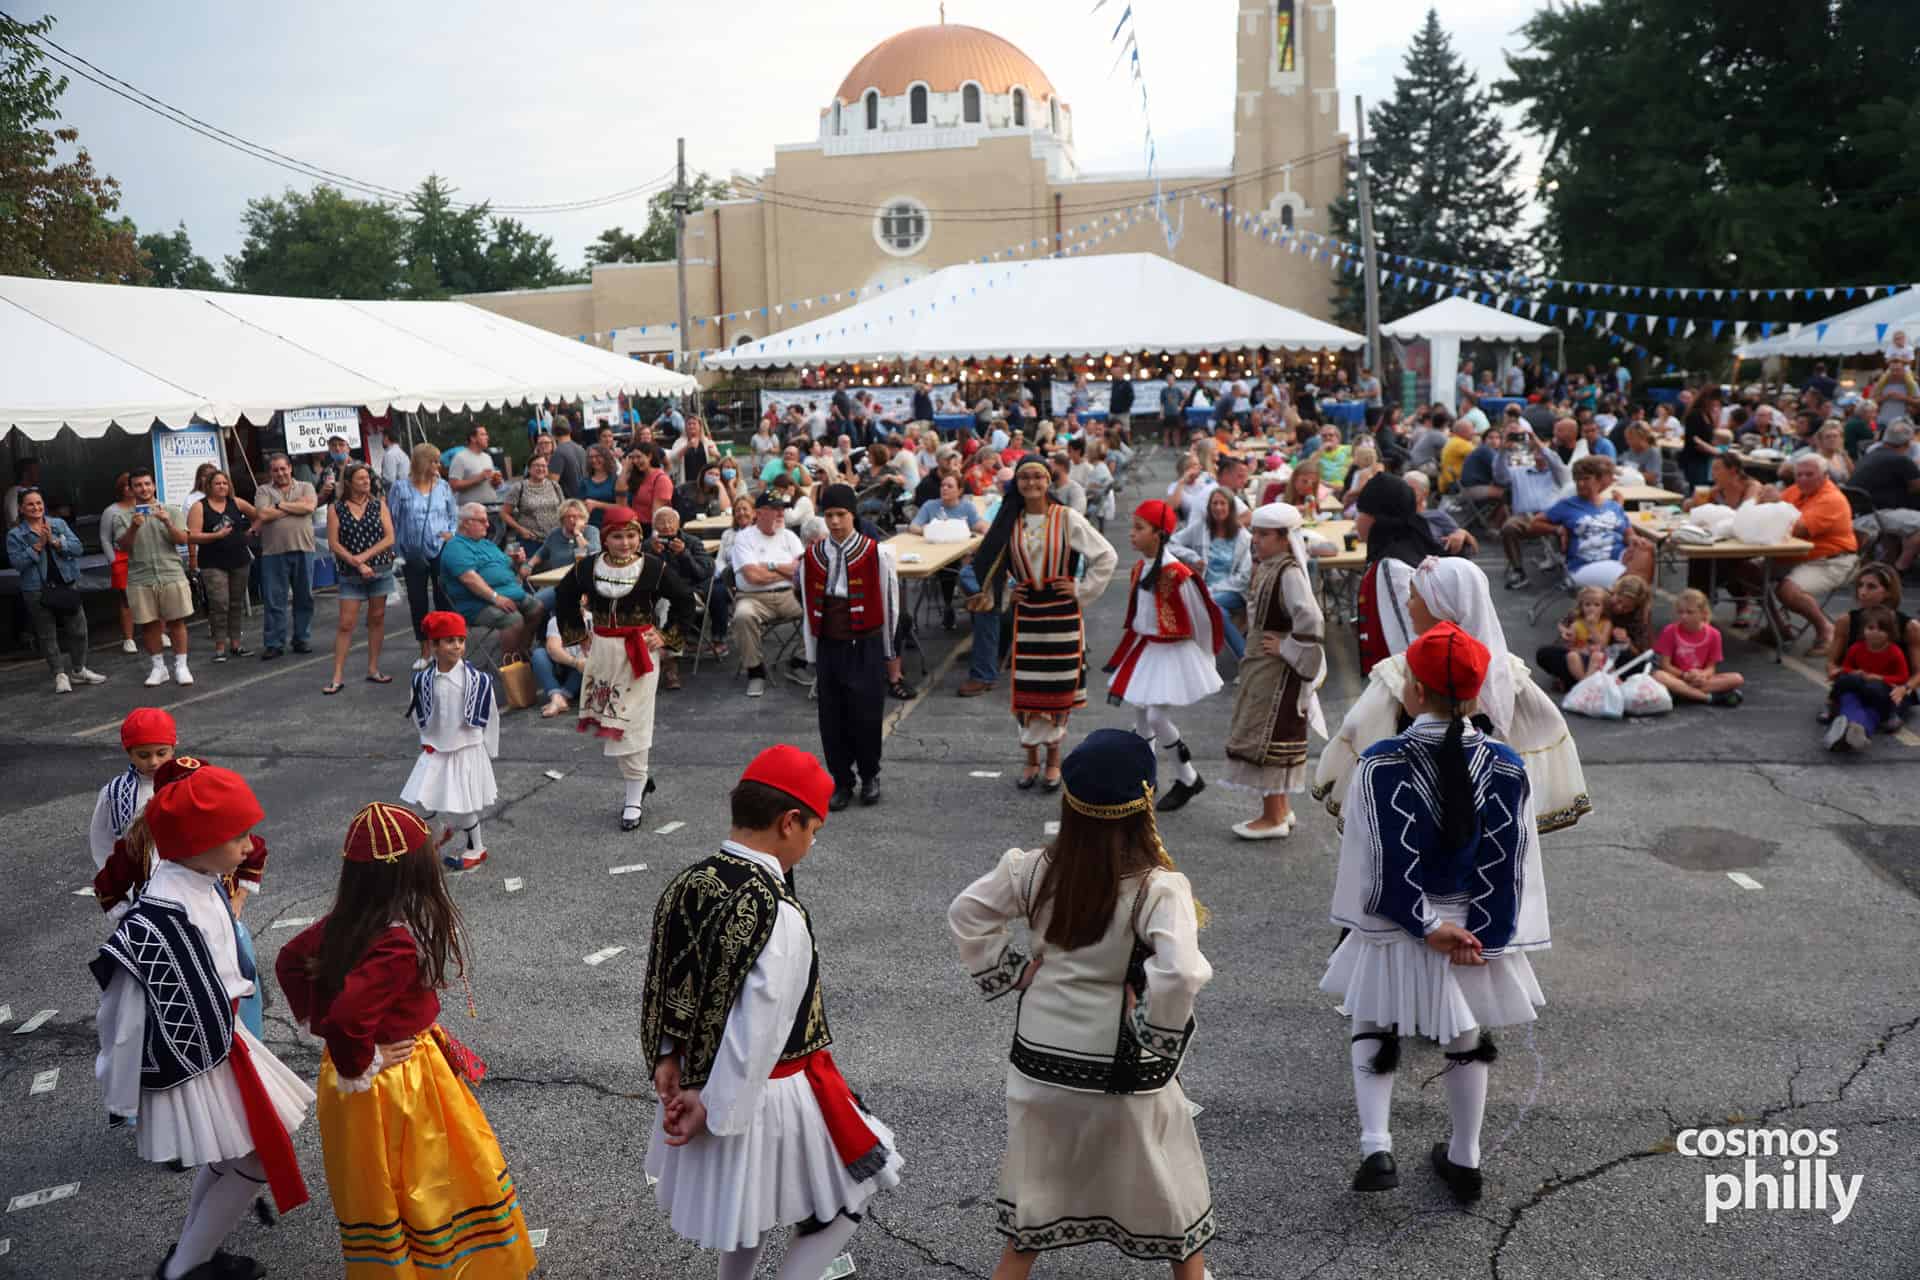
[275,921,440,1079]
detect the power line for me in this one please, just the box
[4,14,677,216]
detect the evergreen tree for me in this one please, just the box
[138,222,221,289]
[585,172,729,267]
[1327,8,1523,331]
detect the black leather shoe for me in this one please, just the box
[291,640,313,654]
[213,1250,266,1279]
[1155,775,1205,812]
[1431,1142,1483,1204]
[1351,1150,1398,1192]
[860,777,881,806]
[829,786,852,812]
[619,805,644,832]
[260,647,283,661]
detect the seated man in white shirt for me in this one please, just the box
[729,492,807,697]
[1496,423,1574,588]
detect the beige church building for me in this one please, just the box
[460,5,1346,362]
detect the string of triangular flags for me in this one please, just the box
[1091,0,1183,253]
[571,203,1160,355]
[1196,195,1917,347]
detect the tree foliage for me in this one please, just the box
[139,222,221,289]
[1496,0,1920,368]
[586,172,730,266]
[1327,9,1523,330]
[0,14,147,283]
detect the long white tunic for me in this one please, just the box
[644,841,902,1251]
[88,771,152,870]
[399,662,500,814]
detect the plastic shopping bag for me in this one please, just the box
[1620,671,1674,716]
[1561,667,1625,719]
[921,517,971,544]
[1730,501,1800,547]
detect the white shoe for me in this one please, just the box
[173,660,194,687]
[1826,717,1849,752]
[746,676,766,698]
[1232,817,1294,840]
[76,667,108,685]
[411,657,431,672]
[121,638,138,654]
[144,663,170,687]
[53,672,72,694]
[1845,722,1869,751]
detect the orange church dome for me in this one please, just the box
[834,24,1057,102]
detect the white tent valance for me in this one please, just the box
[0,275,695,441]
[1733,286,1920,359]
[702,253,1364,370]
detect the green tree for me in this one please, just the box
[402,173,492,297]
[1496,0,1920,371]
[1326,9,1522,331]
[480,216,579,291]
[225,185,410,298]
[138,222,221,289]
[0,14,147,282]
[585,172,730,266]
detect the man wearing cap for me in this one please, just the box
[800,485,899,809]
[1321,622,1549,1206]
[94,764,314,1280]
[730,492,808,697]
[643,745,901,1277]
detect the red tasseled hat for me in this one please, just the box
[423,611,468,640]
[120,707,178,750]
[1133,499,1178,535]
[146,765,265,863]
[1405,621,1491,703]
[739,744,834,821]
[342,801,433,864]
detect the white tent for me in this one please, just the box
[1733,286,1920,359]
[0,275,695,442]
[1380,296,1557,413]
[701,253,1364,370]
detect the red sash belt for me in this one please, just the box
[226,1003,309,1213]
[596,622,656,679]
[769,1050,885,1178]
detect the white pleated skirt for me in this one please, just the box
[136,1026,315,1166]
[1111,641,1224,708]
[399,744,497,814]
[643,1073,903,1251]
[1320,907,1546,1044]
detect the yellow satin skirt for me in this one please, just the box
[318,1028,537,1278]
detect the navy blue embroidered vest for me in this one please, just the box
[405,661,495,731]
[90,898,233,1091]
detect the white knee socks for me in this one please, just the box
[1350,1019,1397,1156]
[168,1155,265,1277]
[624,779,648,813]
[443,814,483,854]
[1133,706,1198,784]
[775,1215,859,1280]
[1443,1030,1489,1170]
[717,1241,766,1280]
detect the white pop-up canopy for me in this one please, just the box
[1380,296,1558,413]
[1733,286,1920,359]
[701,253,1365,369]
[0,275,696,441]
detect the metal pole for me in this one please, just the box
[1354,95,1382,379]
[673,137,691,373]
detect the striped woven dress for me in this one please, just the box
[1008,506,1118,746]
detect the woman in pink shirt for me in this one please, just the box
[616,445,675,532]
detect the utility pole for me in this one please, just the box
[1354,95,1382,379]
[672,137,691,371]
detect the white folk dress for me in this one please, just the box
[949,847,1216,1263]
[578,555,660,769]
[644,842,903,1251]
[1107,572,1225,709]
[400,662,500,814]
[96,860,314,1165]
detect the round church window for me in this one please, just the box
[874,197,931,257]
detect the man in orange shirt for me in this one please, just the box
[1770,455,1859,654]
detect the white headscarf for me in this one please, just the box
[1250,500,1310,572]
[1402,557,1516,733]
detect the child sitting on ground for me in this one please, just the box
[1558,586,1614,682]
[1651,588,1746,707]
[1827,605,1912,751]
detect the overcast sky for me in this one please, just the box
[28,0,1546,274]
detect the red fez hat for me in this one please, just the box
[1133,499,1178,535]
[600,505,643,532]
[153,754,210,791]
[1405,621,1491,703]
[146,765,265,863]
[739,744,834,821]
[423,611,468,640]
[120,707,178,750]
[342,801,433,864]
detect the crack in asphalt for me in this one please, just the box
[1740,763,1876,825]
[1486,1012,1920,1279]
[862,1207,986,1278]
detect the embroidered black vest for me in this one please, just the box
[640,852,831,1089]
[90,898,234,1091]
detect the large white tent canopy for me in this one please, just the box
[1380,296,1558,413]
[1733,286,1920,359]
[701,253,1365,370]
[0,275,695,442]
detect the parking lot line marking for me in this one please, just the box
[0,1237,9,1255]
[969,770,1002,778]
[528,1228,548,1248]
[12,1010,55,1035]
[1726,872,1763,891]
[583,946,626,967]
[1043,821,1059,835]
[29,1069,58,1096]
[504,878,524,893]
[270,916,318,930]
[653,821,684,835]
[609,864,649,875]
[6,1183,79,1212]
[0,1006,10,1026]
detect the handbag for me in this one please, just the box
[495,657,539,710]
[38,545,83,614]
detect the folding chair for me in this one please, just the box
[1841,484,1887,562]
[1523,536,1573,626]
[1443,488,1505,538]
